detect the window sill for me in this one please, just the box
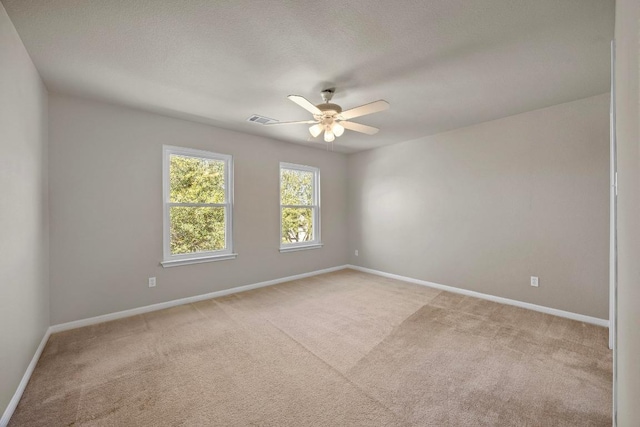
[279,243,323,253]
[161,253,238,268]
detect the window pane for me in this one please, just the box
[170,206,225,254]
[170,155,225,203]
[281,207,314,243]
[281,168,313,205]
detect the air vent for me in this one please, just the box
[247,114,276,125]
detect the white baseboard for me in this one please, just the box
[2,263,605,426]
[0,328,52,427]
[347,265,609,327]
[50,265,349,333]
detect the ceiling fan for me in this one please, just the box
[266,89,389,143]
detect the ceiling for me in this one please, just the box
[3,0,614,153]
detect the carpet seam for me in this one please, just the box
[208,294,412,425]
[207,285,411,425]
[222,277,433,426]
[261,316,413,427]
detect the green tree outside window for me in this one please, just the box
[280,166,318,244]
[169,155,226,254]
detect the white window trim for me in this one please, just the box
[279,162,321,252]
[161,145,236,267]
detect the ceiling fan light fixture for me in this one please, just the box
[332,122,345,137]
[324,130,335,142]
[309,123,322,138]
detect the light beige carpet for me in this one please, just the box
[10,269,612,426]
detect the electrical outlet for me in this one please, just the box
[355,249,359,256]
[149,277,156,288]
[530,276,539,287]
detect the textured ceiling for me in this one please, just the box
[3,0,614,153]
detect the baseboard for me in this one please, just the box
[347,265,609,327]
[0,327,52,427]
[3,263,604,425]
[50,265,349,334]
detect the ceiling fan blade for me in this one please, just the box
[340,121,379,135]
[339,100,389,120]
[264,120,317,126]
[287,95,322,115]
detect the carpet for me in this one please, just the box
[9,269,612,426]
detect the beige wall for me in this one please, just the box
[348,94,610,319]
[614,0,640,423]
[48,94,348,325]
[0,2,49,418]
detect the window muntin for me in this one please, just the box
[280,163,320,250]
[163,146,234,265]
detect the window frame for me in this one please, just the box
[279,162,322,252]
[161,145,236,267]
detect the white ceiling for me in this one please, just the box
[3,0,614,153]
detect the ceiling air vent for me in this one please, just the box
[247,114,276,125]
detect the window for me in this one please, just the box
[280,162,322,252]
[161,146,235,267]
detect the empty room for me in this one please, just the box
[2,0,639,426]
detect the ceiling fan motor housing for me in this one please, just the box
[315,104,342,129]
[316,89,342,123]
[316,103,342,116]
